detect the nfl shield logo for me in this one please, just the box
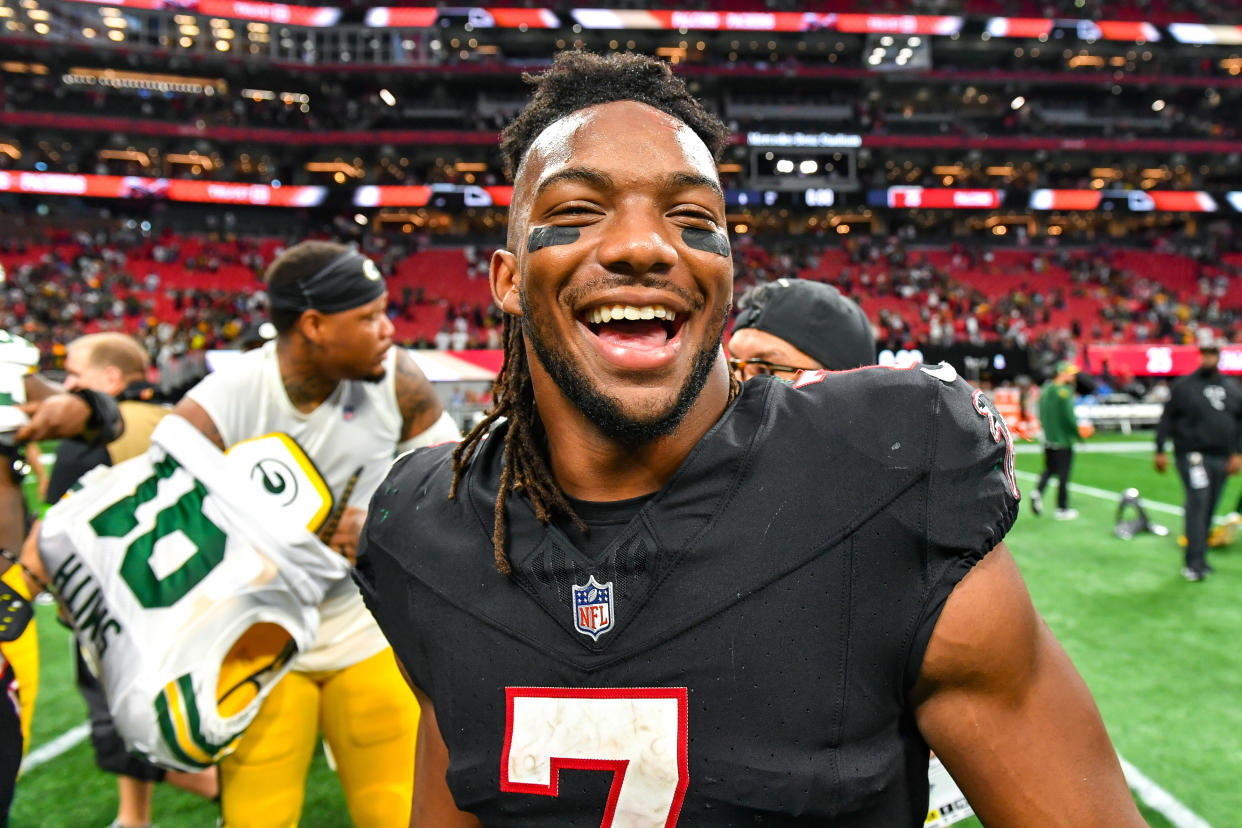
[572,576,614,641]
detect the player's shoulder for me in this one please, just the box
[378,441,458,502]
[770,362,1014,474]
[776,362,985,428]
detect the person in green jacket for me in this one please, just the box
[1032,361,1083,520]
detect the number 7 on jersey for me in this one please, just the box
[502,687,689,828]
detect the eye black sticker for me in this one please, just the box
[527,226,580,253]
[682,228,730,257]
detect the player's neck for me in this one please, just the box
[277,340,339,413]
[535,365,733,502]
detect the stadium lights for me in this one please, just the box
[99,149,150,166]
[166,152,215,171]
[774,159,794,174]
[799,160,818,174]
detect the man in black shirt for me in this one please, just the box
[1154,339,1242,581]
[355,51,1145,827]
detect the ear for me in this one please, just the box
[103,365,124,390]
[298,310,327,345]
[490,249,523,316]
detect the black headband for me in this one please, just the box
[267,250,386,315]
[733,278,875,371]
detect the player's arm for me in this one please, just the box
[913,543,1146,827]
[394,348,450,446]
[22,372,62,402]
[16,520,49,599]
[15,388,122,444]
[171,397,227,451]
[394,662,482,828]
[0,462,25,555]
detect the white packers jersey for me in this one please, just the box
[38,415,351,771]
[185,341,402,671]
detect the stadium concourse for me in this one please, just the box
[5,0,1242,824]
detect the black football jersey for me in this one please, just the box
[355,364,1019,827]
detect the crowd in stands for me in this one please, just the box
[0,227,508,390]
[6,225,1242,399]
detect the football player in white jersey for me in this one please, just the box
[173,240,460,828]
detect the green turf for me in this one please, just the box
[10,434,1233,826]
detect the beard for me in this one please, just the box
[520,294,726,447]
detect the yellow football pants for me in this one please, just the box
[219,647,418,828]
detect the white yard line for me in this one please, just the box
[1014,440,1159,454]
[1120,755,1216,828]
[1013,469,1184,516]
[20,723,88,773]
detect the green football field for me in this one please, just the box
[9,433,1238,827]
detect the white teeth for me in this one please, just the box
[587,304,677,324]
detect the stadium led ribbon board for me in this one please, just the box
[0,172,326,207]
[1029,189,1220,212]
[570,10,963,34]
[61,0,342,25]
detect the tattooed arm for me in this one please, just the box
[395,348,446,443]
[171,397,228,451]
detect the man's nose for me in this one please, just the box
[596,211,677,276]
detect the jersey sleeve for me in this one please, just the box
[182,365,246,448]
[903,375,1022,691]
[925,377,1021,559]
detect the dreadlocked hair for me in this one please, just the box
[449,314,585,575]
[454,51,731,575]
[499,50,731,181]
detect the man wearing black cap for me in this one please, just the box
[1155,339,1242,581]
[173,240,461,826]
[727,277,876,380]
